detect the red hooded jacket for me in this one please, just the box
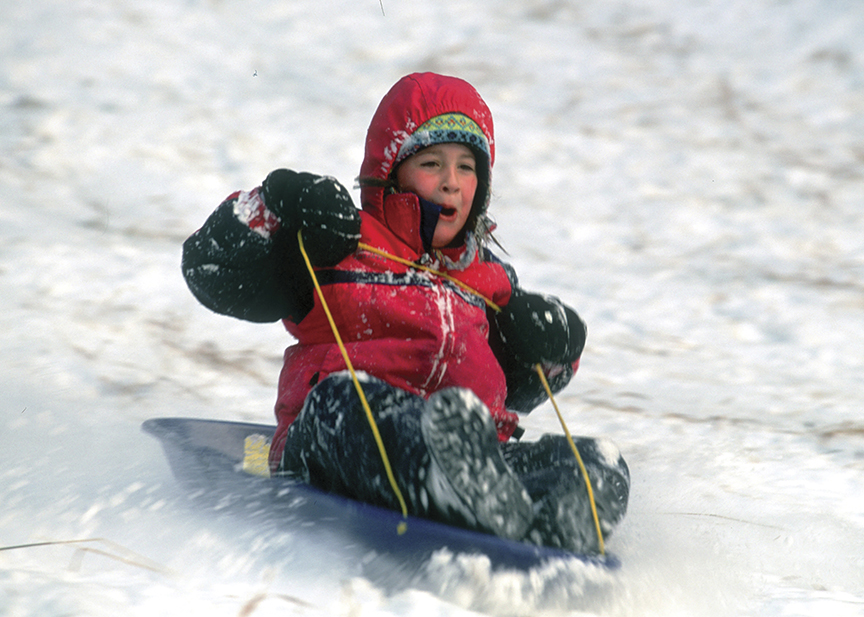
[181,73,583,472]
[269,73,518,467]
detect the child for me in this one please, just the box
[182,72,629,552]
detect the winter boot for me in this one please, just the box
[421,388,534,541]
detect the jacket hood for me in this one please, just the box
[358,72,495,243]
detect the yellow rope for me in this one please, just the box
[357,240,606,552]
[358,242,502,312]
[297,231,409,534]
[534,364,605,555]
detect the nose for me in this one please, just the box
[440,164,459,192]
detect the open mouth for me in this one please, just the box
[439,206,457,218]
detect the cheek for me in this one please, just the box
[397,166,434,197]
[395,165,412,190]
[464,178,478,206]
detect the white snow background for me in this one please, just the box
[2,0,863,615]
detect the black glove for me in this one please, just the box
[494,291,586,367]
[262,169,361,267]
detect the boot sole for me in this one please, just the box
[422,389,533,541]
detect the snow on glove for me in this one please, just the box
[262,169,361,268]
[494,291,586,368]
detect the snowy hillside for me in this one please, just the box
[2,0,863,615]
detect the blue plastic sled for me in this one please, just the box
[143,417,618,573]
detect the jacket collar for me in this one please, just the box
[379,192,434,254]
[379,191,473,268]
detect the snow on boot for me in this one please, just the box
[527,437,629,554]
[527,471,598,553]
[421,388,534,541]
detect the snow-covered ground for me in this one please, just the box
[2,0,863,614]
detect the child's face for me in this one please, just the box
[395,143,477,248]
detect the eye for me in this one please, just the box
[458,160,476,173]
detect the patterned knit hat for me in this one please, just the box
[394,113,491,166]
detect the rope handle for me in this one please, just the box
[299,234,604,551]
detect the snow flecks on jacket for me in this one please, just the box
[381,130,412,177]
[420,281,454,395]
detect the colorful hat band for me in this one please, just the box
[395,113,490,164]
